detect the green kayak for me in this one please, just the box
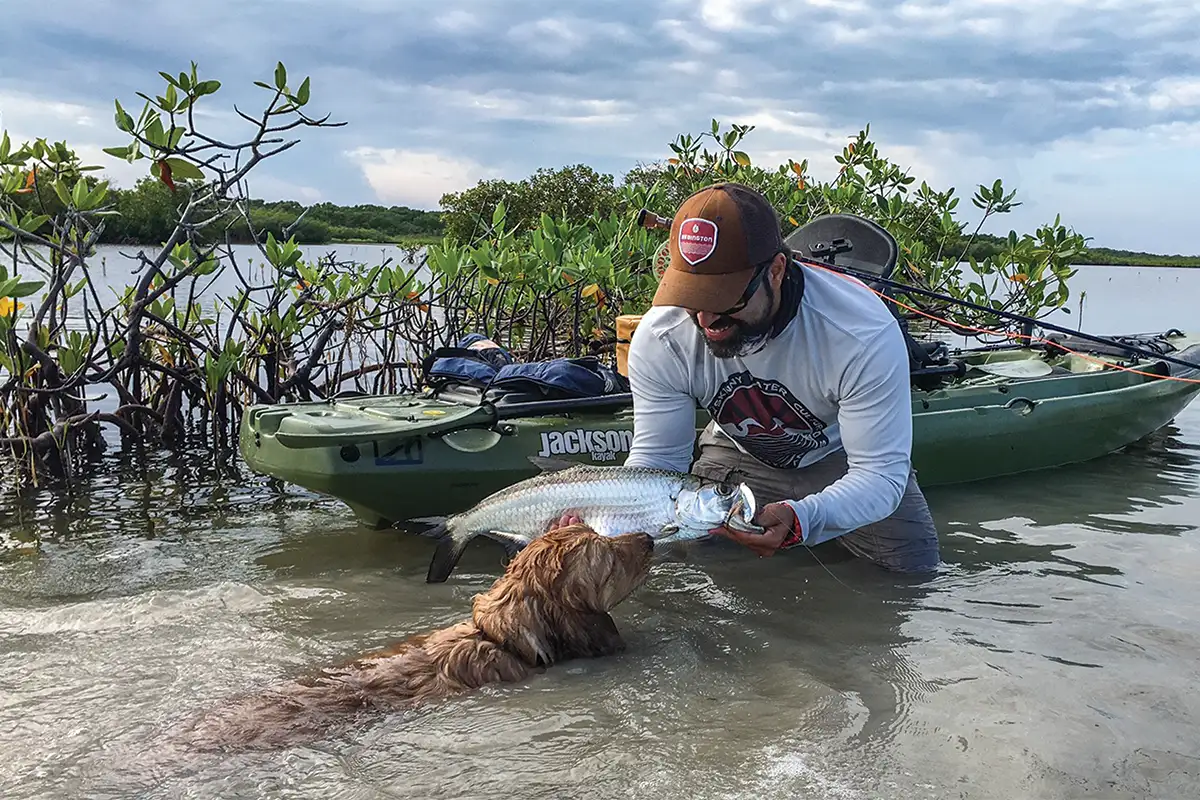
[239,330,1200,529]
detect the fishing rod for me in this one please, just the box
[635,207,1199,375]
[803,258,1200,374]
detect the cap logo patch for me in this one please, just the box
[678,217,718,265]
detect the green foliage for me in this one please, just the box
[281,200,443,240]
[438,164,621,244]
[0,61,356,485]
[108,176,193,244]
[1043,245,1199,268]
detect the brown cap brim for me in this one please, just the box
[651,264,757,313]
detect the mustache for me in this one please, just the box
[690,312,739,328]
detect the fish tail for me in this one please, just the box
[425,520,474,583]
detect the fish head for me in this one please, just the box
[674,479,760,535]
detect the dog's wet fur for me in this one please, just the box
[181,524,655,750]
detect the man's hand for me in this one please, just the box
[548,513,584,532]
[708,501,802,557]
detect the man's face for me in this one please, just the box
[688,255,781,358]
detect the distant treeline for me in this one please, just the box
[10,172,1200,265]
[947,233,1200,268]
[1069,246,1200,267]
[232,198,445,246]
[9,176,445,246]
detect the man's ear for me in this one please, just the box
[770,251,788,285]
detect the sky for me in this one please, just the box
[2,0,1200,254]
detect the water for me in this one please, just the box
[38,242,427,305]
[1,259,1199,799]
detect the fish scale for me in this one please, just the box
[458,466,691,538]
[423,462,764,583]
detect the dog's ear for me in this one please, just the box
[553,610,626,658]
[473,590,626,666]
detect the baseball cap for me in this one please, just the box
[652,182,785,312]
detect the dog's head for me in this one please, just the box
[471,524,654,667]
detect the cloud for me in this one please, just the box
[247,175,324,205]
[0,90,147,188]
[1,0,1199,250]
[344,147,500,208]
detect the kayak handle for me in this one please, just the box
[1004,396,1037,415]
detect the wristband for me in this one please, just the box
[778,508,804,549]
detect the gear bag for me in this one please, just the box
[421,333,629,399]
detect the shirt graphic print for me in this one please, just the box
[707,371,830,469]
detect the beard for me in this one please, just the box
[693,282,777,358]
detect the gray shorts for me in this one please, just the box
[690,426,941,573]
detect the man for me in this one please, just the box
[619,182,940,572]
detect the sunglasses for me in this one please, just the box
[712,253,779,317]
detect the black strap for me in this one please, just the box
[419,346,497,386]
[770,259,806,338]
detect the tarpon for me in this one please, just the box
[418,457,765,583]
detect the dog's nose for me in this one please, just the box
[637,532,654,551]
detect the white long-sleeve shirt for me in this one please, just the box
[622,261,914,546]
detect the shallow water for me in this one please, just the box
[1,264,1199,799]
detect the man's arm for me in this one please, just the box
[622,325,697,473]
[783,324,913,545]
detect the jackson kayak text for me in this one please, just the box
[536,429,634,461]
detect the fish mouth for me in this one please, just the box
[723,483,763,533]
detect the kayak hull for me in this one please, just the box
[239,334,1200,528]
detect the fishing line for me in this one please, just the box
[797,544,865,595]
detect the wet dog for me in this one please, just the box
[182,524,655,750]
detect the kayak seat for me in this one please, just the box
[785,213,898,285]
[787,213,969,390]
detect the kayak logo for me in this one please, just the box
[677,218,718,265]
[537,428,633,462]
[708,372,829,469]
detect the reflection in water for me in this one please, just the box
[1,412,1199,797]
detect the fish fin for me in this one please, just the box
[656,523,680,540]
[480,530,528,561]
[394,515,448,538]
[425,520,473,583]
[426,525,529,583]
[527,455,581,473]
